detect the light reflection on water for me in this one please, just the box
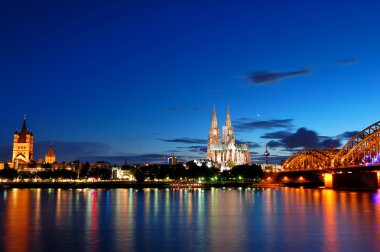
[0,188,380,251]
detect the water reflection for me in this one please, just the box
[0,188,380,251]
[4,189,29,252]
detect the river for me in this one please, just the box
[0,188,379,252]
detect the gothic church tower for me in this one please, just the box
[207,105,220,160]
[12,116,34,168]
[45,144,56,164]
[222,105,235,146]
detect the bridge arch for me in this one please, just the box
[332,121,380,167]
[282,150,337,171]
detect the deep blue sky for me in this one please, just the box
[1,0,379,164]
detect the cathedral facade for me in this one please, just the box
[207,106,251,167]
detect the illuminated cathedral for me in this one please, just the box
[207,106,251,167]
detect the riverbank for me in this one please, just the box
[0,181,253,189]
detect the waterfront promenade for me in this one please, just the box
[0,181,252,189]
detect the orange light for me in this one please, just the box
[324,173,333,189]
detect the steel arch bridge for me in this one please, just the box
[282,121,380,171]
[282,149,338,171]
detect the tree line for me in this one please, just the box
[0,161,264,182]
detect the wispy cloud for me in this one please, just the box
[234,119,293,131]
[282,128,320,149]
[261,131,292,139]
[236,140,260,148]
[263,128,341,151]
[168,107,180,112]
[337,57,360,66]
[177,145,207,154]
[249,68,312,85]
[337,131,359,139]
[319,138,341,149]
[159,138,207,145]
[33,141,112,162]
[267,140,284,148]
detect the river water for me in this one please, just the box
[0,188,379,252]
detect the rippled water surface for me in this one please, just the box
[0,188,380,252]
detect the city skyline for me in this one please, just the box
[1,1,379,164]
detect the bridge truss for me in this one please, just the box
[282,150,338,171]
[282,121,380,171]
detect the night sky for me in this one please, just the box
[1,1,379,164]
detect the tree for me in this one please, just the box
[0,168,18,180]
[170,164,187,180]
[186,161,218,181]
[134,168,145,182]
[87,168,111,180]
[231,164,264,181]
[36,170,54,180]
[79,162,90,179]
[220,170,233,181]
[156,165,171,180]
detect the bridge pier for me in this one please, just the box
[324,173,333,189]
[325,171,379,189]
[271,172,324,188]
[275,169,380,189]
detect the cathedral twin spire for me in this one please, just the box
[208,105,235,146]
[208,105,221,146]
[222,105,234,145]
[211,105,219,129]
[225,105,232,127]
